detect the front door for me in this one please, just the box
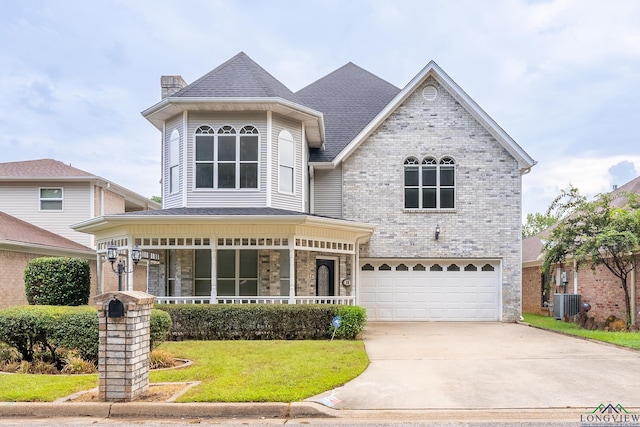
[316,259,335,296]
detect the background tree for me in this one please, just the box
[541,186,640,326]
[522,212,559,238]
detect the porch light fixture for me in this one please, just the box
[435,224,441,240]
[106,241,142,291]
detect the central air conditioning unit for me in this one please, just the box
[560,271,569,283]
[553,294,581,320]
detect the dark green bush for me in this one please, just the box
[154,304,366,340]
[150,309,172,349]
[0,306,171,367]
[331,305,367,339]
[24,257,91,306]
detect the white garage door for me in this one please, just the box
[360,260,500,321]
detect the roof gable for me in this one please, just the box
[297,63,400,163]
[326,61,536,172]
[173,52,305,105]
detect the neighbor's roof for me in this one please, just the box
[297,62,400,163]
[0,159,160,211]
[0,211,93,255]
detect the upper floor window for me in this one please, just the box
[278,130,295,194]
[195,125,259,190]
[40,188,63,211]
[404,156,455,210]
[169,129,180,194]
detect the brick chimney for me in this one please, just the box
[161,75,187,99]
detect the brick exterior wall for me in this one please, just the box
[342,77,523,321]
[523,259,640,325]
[0,250,98,309]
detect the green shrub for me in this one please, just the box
[150,309,172,349]
[24,257,91,306]
[154,304,366,340]
[331,306,367,339]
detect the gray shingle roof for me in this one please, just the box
[297,62,400,163]
[172,52,306,106]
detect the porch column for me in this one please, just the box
[289,246,295,304]
[126,247,135,292]
[210,243,217,304]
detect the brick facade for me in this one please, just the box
[343,78,523,321]
[523,260,640,324]
[0,250,98,309]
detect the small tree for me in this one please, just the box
[523,212,559,238]
[542,187,640,326]
[24,257,91,306]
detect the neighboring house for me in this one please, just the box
[0,159,160,305]
[72,52,535,322]
[0,211,95,308]
[522,176,640,324]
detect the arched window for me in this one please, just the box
[169,129,180,194]
[194,124,259,189]
[278,130,295,193]
[403,156,455,209]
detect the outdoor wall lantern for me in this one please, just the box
[106,241,142,291]
[435,224,441,240]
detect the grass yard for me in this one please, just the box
[0,340,368,402]
[522,312,640,349]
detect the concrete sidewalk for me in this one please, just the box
[308,322,640,410]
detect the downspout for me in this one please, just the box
[354,235,367,306]
[631,255,636,326]
[573,260,578,294]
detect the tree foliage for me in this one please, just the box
[24,257,91,306]
[522,212,559,238]
[541,186,640,325]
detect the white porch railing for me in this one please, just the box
[155,296,355,305]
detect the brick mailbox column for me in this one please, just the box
[94,291,155,402]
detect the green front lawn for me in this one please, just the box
[522,312,640,349]
[0,340,368,402]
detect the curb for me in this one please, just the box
[0,401,336,420]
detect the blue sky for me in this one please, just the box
[1,0,639,219]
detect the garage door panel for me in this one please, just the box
[360,260,500,321]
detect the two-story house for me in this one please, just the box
[73,52,535,322]
[0,159,160,307]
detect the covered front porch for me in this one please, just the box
[72,208,374,306]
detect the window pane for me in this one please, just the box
[194,280,211,296]
[239,279,257,296]
[423,167,437,186]
[217,280,235,296]
[41,200,62,210]
[195,250,212,278]
[280,139,295,167]
[218,164,236,188]
[41,188,62,199]
[218,136,236,161]
[240,250,258,278]
[240,136,258,161]
[423,188,437,208]
[217,250,235,278]
[169,130,179,167]
[240,163,258,188]
[280,280,290,296]
[440,166,455,186]
[404,167,419,186]
[441,188,455,209]
[195,135,214,161]
[279,166,293,193]
[405,188,419,208]
[196,164,214,188]
[170,165,179,193]
[279,250,290,279]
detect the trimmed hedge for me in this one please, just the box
[154,304,367,340]
[24,257,91,306]
[0,306,172,366]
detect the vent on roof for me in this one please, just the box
[422,85,438,101]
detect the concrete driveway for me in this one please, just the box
[309,322,640,410]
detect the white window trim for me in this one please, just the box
[193,124,260,191]
[278,130,295,195]
[403,156,456,211]
[39,187,63,211]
